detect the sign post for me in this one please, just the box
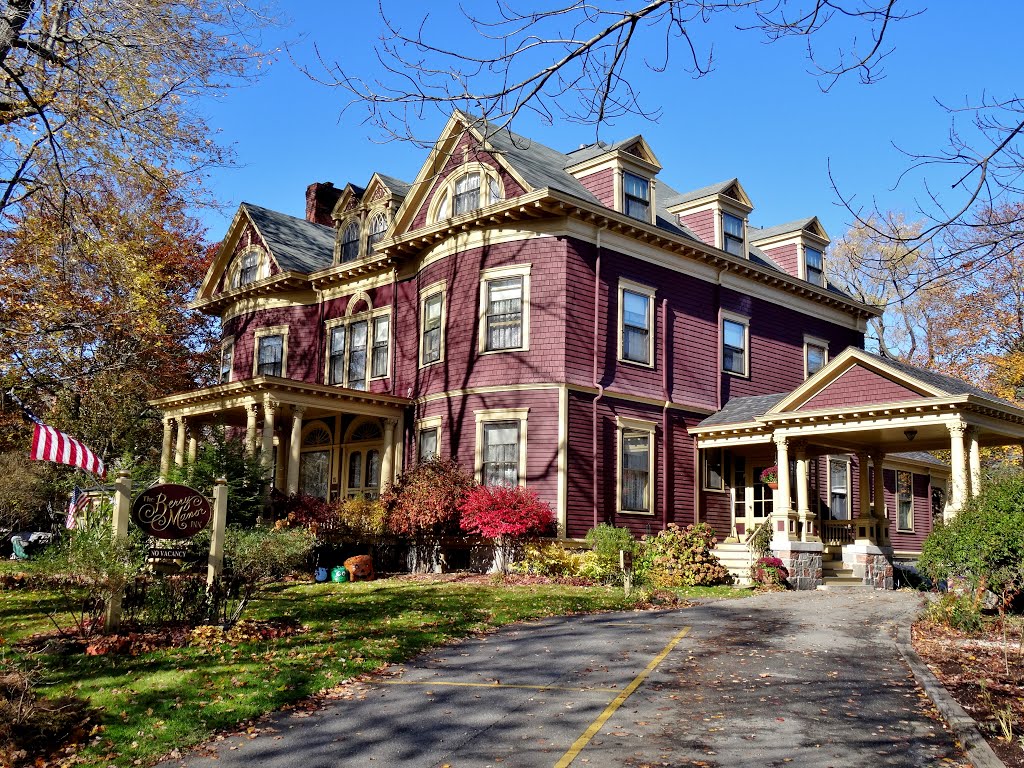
[104,471,132,633]
[207,477,228,587]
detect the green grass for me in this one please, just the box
[0,575,747,767]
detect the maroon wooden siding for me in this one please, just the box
[702,490,731,540]
[798,365,924,411]
[577,168,615,208]
[678,209,715,244]
[760,243,798,278]
[224,304,322,383]
[884,469,933,552]
[408,132,528,232]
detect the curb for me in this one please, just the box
[895,623,1006,768]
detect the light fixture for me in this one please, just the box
[904,429,918,442]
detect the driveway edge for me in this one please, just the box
[895,623,1006,768]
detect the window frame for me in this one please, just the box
[340,221,360,263]
[803,245,825,287]
[617,280,655,367]
[416,416,442,463]
[429,164,505,223]
[229,246,266,289]
[896,470,914,532]
[827,456,851,521]
[419,280,447,367]
[722,212,745,257]
[703,447,726,492]
[218,337,234,384]
[474,408,529,487]
[804,335,829,379]
[478,264,531,354]
[253,325,288,378]
[366,211,388,250]
[720,312,750,377]
[622,171,651,222]
[324,306,391,389]
[617,417,656,515]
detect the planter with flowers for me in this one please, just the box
[752,555,789,589]
[760,466,779,490]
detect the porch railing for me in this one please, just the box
[821,520,855,547]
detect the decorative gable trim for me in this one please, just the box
[197,206,283,303]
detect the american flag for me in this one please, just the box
[66,487,91,529]
[8,390,106,478]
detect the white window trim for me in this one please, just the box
[365,208,390,253]
[617,279,656,368]
[228,245,268,289]
[896,470,915,533]
[324,305,391,388]
[415,416,443,462]
[478,264,531,354]
[616,416,656,515]
[219,336,235,384]
[720,310,750,378]
[719,210,747,258]
[826,456,851,520]
[419,279,447,368]
[428,162,505,223]
[620,170,655,224]
[703,447,727,493]
[474,408,529,487]
[253,325,288,378]
[803,334,830,379]
[801,243,826,286]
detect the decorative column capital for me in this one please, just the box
[773,434,789,449]
[163,416,175,428]
[264,399,281,414]
[382,416,399,430]
[248,403,261,416]
[948,421,967,438]
[292,405,306,418]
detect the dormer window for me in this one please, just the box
[341,222,360,262]
[431,166,504,223]
[229,246,266,289]
[804,246,824,287]
[723,213,744,257]
[367,212,388,250]
[623,172,650,221]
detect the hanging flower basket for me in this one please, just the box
[760,465,779,489]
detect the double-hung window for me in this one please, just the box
[341,222,360,262]
[418,427,439,462]
[897,471,914,531]
[479,266,530,353]
[804,246,824,287]
[723,212,744,256]
[722,315,748,376]
[371,316,390,378]
[239,249,259,286]
[619,283,654,364]
[346,320,368,390]
[256,334,283,377]
[623,172,650,221]
[482,421,520,486]
[829,459,849,520]
[218,339,233,384]
[454,172,481,216]
[618,419,655,514]
[805,336,828,378]
[328,326,346,385]
[420,286,445,365]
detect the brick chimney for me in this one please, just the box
[305,182,342,226]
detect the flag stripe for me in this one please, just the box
[30,423,105,477]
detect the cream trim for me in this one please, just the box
[801,243,826,287]
[702,446,727,492]
[253,325,289,379]
[478,263,531,354]
[617,278,656,367]
[319,270,402,302]
[620,169,656,225]
[475,407,529,486]
[219,291,319,323]
[419,279,447,368]
[557,384,568,535]
[416,415,443,462]
[426,161,505,224]
[226,245,270,290]
[324,306,391,387]
[616,416,657,516]
[720,310,750,378]
[719,208,748,259]
[803,335,830,379]
[219,336,235,384]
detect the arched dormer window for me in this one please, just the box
[341,222,360,262]
[229,246,265,289]
[431,165,504,223]
[367,212,388,250]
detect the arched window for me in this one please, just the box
[231,247,264,288]
[341,222,360,262]
[367,212,388,250]
[453,173,481,216]
[431,166,504,223]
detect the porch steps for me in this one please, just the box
[714,542,752,585]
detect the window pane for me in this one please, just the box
[341,223,360,262]
[623,172,649,221]
[723,213,743,237]
[830,460,848,520]
[418,427,438,461]
[367,213,388,249]
[488,177,501,205]
[483,421,519,486]
[366,450,381,488]
[624,172,649,200]
[454,173,481,215]
[722,319,746,374]
[621,431,650,511]
[486,276,523,350]
[705,449,723,490]
[348,452,362,489]
[372,316,389,378]
[347,320,367,390]
[329,326,345,384]
[422,293,442,363]
[807,344,826,375]
[622,290,650,363]
[219,344,232,384]
[897,471,913,530]
[257,335,282,377]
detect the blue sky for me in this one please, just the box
[197,1,1022,250]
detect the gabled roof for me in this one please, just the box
[241,203,335,274]
[663,178,750,209]
[563,135,662,169]
[857,350,1017,410]
[749,217,829,243]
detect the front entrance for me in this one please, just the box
[342,418,383,499]
[731,456,773,540]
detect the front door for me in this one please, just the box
[299,450,330,499]
[343,446,382,498]
[732,457,773,540]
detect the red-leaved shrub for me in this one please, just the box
[460,485,554,572]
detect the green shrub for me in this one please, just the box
[513,542,593,578]
[919,472,1024,605]
[748,519,773,559]
[584,524,637,585]
[640,523,732,588]
[336,496,387,540]
[924,592,986,633]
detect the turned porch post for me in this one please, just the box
[380,417,398,490]
[261,399,278,479]
[159,417,174,482]
[771,435,795,543]
[245,403,259,455]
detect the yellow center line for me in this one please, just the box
[377,680,620,693]
[554,625,691,768]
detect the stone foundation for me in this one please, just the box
[772,542,823,590]
[843,544,894,590]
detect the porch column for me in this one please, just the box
[187,425,198,464]
[286,405,305,495]
[174,416,187,467]
[245,403,259,455]
[261,399,278,478]
[860,452,885,546]
[380,417,398,489]
[771,435,795,543]
[857,452,871,518]
[871,452,886,545]
[968,427,981,498]
[948,421,967,514]
[794,442,816,542]
[159,417,174,481]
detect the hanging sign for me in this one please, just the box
[131,483,212,540]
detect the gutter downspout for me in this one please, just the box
[662,297,670,530]
[592,227,605,529]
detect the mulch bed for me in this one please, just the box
[913,619,1024,767]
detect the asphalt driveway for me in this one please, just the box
[158,589,969,768]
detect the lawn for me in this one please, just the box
[1,568,741,767]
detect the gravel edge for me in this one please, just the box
[895,623,1007,768]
